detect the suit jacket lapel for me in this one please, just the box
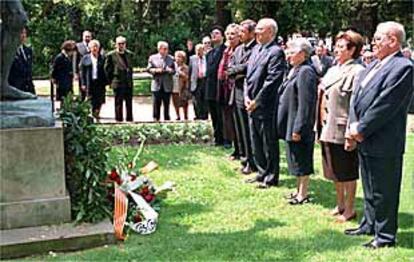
[355,60,391,107]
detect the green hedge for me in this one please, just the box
[98,122,213,145]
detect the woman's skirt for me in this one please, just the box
[321,141,359,182]
[286,140,314,176]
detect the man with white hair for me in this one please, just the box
[244,18,286,188]
[147,41,175,121]
[346,21,414,249]
[105,36,134,122]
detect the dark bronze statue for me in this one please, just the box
[1,0,36,100]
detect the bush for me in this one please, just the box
[59,95,112,223]
[99,122,213,145]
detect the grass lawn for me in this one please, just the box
[33,135,413,261]
[35,79,151,97]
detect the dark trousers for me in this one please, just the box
[114,87,133,122]
[249,116,279,185]
[208,100,223,145]
[152,89,171,121]
[192,78,208,120]
[358,153,403,244]
[79,79,87,101]
[234,106,256,168]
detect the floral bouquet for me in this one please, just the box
[106,143,174,240]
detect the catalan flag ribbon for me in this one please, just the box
[114,184,128,240]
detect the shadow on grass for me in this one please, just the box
[133,217,361,261]
[397,230,414,248]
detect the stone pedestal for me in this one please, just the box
[0,122,71,229]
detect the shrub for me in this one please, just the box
[98,122,212,145]
[59,95,112,223]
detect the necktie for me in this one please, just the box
[198,57,204,78]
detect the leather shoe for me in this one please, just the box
[344,227,373,236]
[363,239,395,249]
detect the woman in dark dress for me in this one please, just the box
[79,39,107,119]
[316,30,364,222]
[52,40,77,102]
[278,38,317,205]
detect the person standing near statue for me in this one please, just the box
[51,40,77,102]
[105,36,134,122]
[79,39,107,120]
[8,26,35,95]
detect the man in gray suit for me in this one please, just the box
[147,41,175,121]
[244,18,286,188]
[346,21,414,249]
[228,19,257,174]
[188,43,208,120]
[76,30,92,100]
[311,42,333,77]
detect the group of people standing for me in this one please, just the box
[50,32,133,121]
[198,18,413,249]
[8,17,413,250]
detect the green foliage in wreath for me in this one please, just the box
[59,95,112,223]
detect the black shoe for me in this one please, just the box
[289,196,311,205]
[344,227,373,236]
[363,239,395,249]
[256,182,277,189]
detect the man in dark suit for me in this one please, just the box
[227,19,257,174]
[205,26,226,146]
[244,18,286,188]
[105,36,134,122]
[311,42,333,77]
[147,41,175,121]
[346,22,414,249]
[76,30,92,100]
[8,26,35,94]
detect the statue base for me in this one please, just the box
[0,122,71,229]
[0,98,55,129]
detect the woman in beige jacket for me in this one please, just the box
[316,30,364,222]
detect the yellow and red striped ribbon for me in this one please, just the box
[114,185,128,240]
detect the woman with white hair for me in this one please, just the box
[79,39,108,119]
[278,38,317,205]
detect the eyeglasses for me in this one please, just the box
[203,42,211,45]
[117,42,126,45]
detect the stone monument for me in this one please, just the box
[0,1,114,258]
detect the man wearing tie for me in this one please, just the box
[8,26,35,94]
[346,21,414,249]
[189,44,208,120]
[244,18,286,188]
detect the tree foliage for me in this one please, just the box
[22,0,413,76]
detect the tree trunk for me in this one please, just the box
[215,0,232,27]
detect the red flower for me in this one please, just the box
[130,174,137,181]
[144,194,155,203]
[133,213,143,223]
[140,186,149,196]
[109,168,118,180]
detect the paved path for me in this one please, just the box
[48,96,196,123]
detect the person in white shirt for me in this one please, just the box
[79,40,108,119]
